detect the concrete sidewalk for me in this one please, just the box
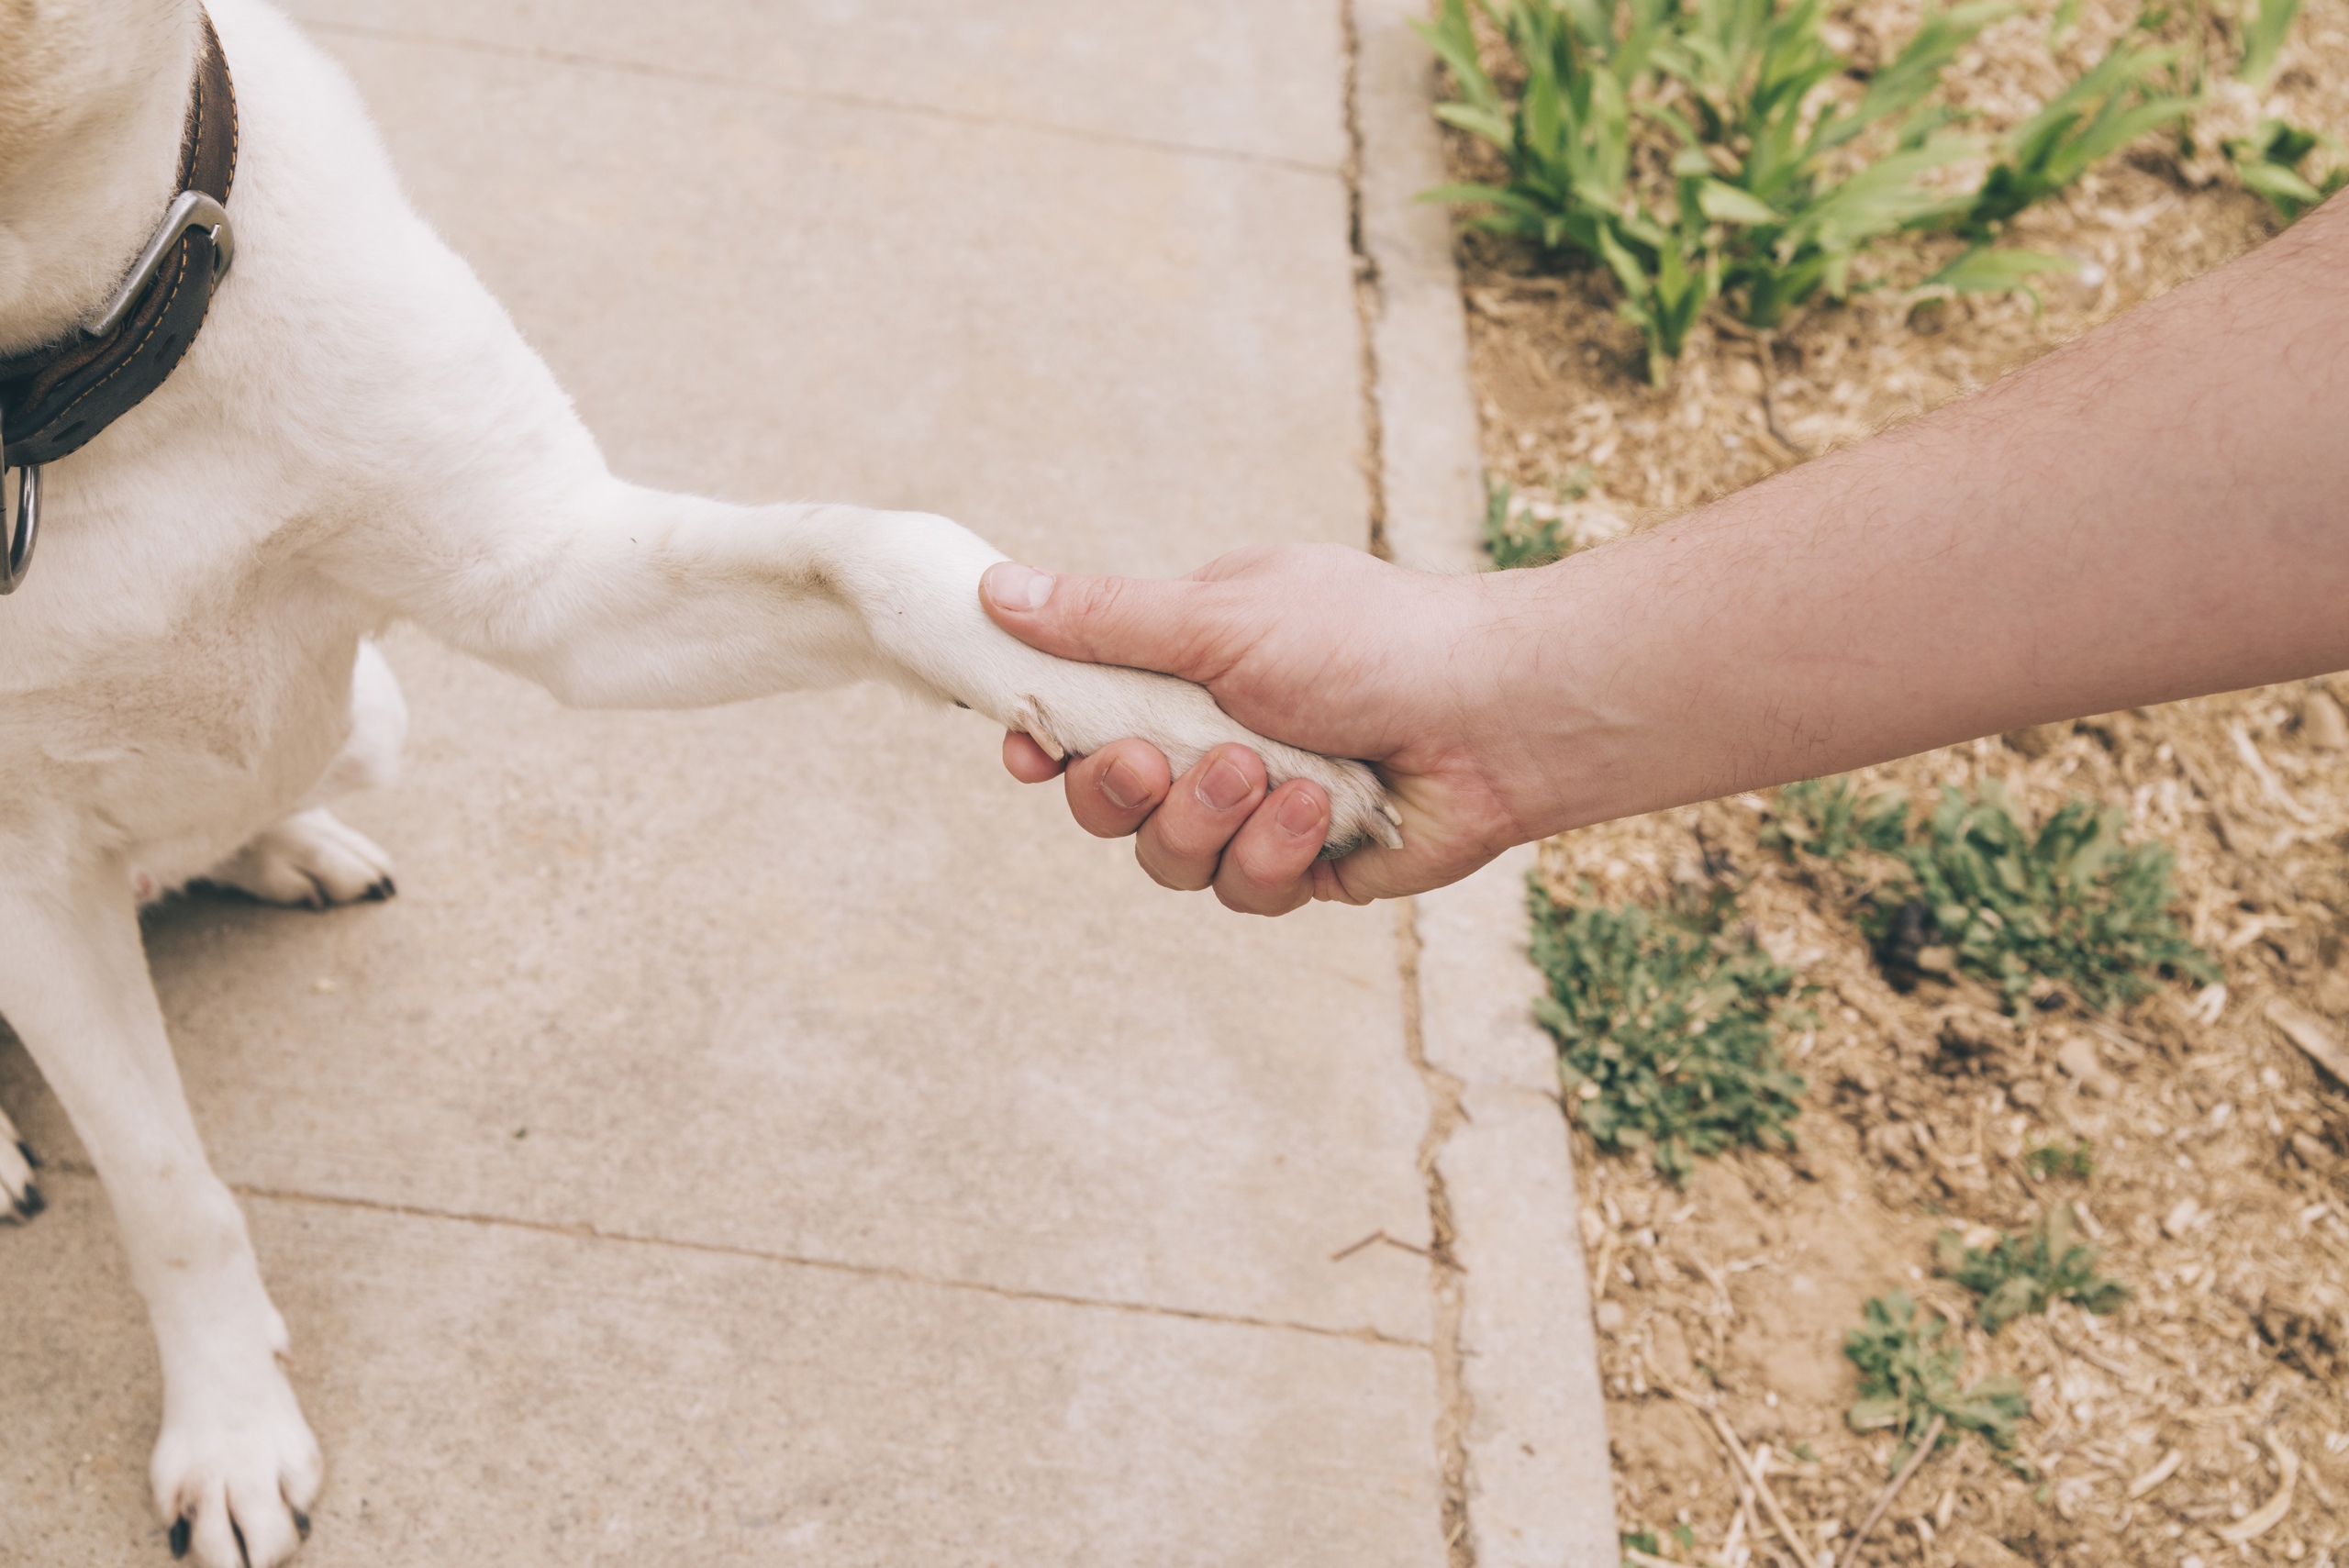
[0,5,1610,1563]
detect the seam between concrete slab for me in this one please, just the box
[1338,0,1393,562]
[1341,7,1475,1564]
[293,16,1343,180]
[1349,4,1621,1565]
[34,1162,1429,1350]
[1392,901,1478,1568]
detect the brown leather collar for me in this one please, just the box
[0,9,237,473]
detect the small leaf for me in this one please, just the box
[1848,1395,1907,1431]
[1930,245,2079,290]
[1698,181,1782,224]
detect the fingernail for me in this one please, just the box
[984,562,1053,612]
[1197,756,1254,812]
[1275,789,1326,839]
[1099,756,1148,811]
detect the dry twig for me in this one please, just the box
[2216,1436,2299,1544]
[1838,1414,1945,1568]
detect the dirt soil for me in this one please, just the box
[1435,3,2349,1565]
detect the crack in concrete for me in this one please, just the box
[292,16,1343,181]
[31,1161,1428,1350]
[1338,0,1394,564]
[1393,901,1479,1568]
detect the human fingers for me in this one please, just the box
[1209,779,1328,916]
[1060,740,1173,839]
[1132,743,1267,892]
[1002,729,1066,784]
[981,562,1239,683]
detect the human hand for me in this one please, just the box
[979,544,1531,914]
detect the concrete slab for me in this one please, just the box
[2,1177,1443,1566]
[290,0,1351,170]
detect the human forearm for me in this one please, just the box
[1486,196,2349,837]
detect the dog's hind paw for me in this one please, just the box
[0,1105,39,1223]
[206,808,396,909]
[151,1370,321,1568]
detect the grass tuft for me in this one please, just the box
[1531,879,1808,1183]
[1937,1206,2131,1333]
[1759,778,1910,863]
[1482,481,1570,569]
[1844,1290,2032,1466]
[2022,1138,2096,1181]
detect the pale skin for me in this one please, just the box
[981,193,2349,916]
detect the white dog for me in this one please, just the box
[0,4,1395,1561]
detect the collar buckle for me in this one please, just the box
[84,190,235,339]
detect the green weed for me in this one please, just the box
[2226,117,2346,220]
[1483,480,1570,568]
[1420,0,2102,379]
[1659,0,2012,327]
[2022,1138,2096,1181]
[1963,38,2196,236]
[1531,879,1808,1183]
[1419,0,1706,381]
[1620,1529,1664,1566]
[1483,469,1609,568]
[1844,1291,2032,1463]
[1759,778,1910,862]
[1862,782,2218,1013]
[2232,0,2300,87]
[1937,1206,2132,1333]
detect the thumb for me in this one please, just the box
[980,562,1234,683]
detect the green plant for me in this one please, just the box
[1419,0,2076,378]
[2227,117,2346,219]
[1760,778,1910,862]
[2022,1138,2096,1180]
[1936,1206,2132,1332]
[1483,480,1570,568]
[1845,1291,2032,1462]
[1862,782,2219,1013]
[1963,39,2197,235]
[1659,0,2011,326]
[1620,1529,1664,1566]
[1531,878,1808,1182]
[2232,0,2300,87]
[1920,242,2082,312]
[1419,0,1712,380]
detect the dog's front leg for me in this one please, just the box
[0,853,318,1567]
[368,483,1397,851]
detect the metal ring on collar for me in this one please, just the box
[83,190,235,339]
[1,452,39,596]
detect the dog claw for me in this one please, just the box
[170,1517,191,1559]
[10,1184,42,1220]
[293,1510,309,1540]
[1008,695,1065,762]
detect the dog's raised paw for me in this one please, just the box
[151,1373,322,1568]
[205,808,396,909]
[990,669,1402,858]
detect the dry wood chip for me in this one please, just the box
[2125,1448,2185,1499]
[2215,1437,2298,1544]
[2267,1000,2349,1084]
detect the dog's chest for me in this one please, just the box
[0,573,362,851]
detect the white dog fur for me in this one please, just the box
[0,3,1394,1562]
